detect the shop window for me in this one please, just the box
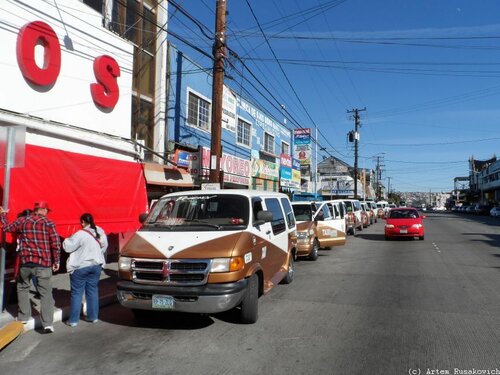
[188,91,211,131]
[237,118,251,147]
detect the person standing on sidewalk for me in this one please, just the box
[63,213,107,327]
[0,201,61,333]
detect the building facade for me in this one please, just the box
[0,0,151,263]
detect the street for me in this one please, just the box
[1,213,499,375]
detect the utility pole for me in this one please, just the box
[209,0,226,184]
[387,177,391,198]
[347,108,366,199]
[374,155,385,200]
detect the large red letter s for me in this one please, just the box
[90,55,120,109]
[16,21,61,86]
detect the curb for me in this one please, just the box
[0,291,117,348]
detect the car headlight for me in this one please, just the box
[412,224,423,229]
[118,256,131,272]
[385,224,394,229]
[211,257,244,273]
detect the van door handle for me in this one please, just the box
[266,230,271,235]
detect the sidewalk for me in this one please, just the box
[0,262,119,339]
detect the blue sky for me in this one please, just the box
[167,0,500,193]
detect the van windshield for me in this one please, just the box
[292,204,313,221]
[143,194,249,231]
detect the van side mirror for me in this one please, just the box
[254,210,273,226]
[139,213,148,224]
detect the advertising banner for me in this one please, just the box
[280,154,292,182]
[294,128,312,165]
[251,158,279,181]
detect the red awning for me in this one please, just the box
[0,144,148,238]
[143,162,193,187]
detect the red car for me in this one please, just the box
[384,207,425,240]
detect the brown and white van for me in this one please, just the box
[117,189,297,324]
[292,200,346,259]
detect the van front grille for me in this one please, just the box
[131,258,211,286]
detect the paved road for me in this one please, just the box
[1,213,499,375]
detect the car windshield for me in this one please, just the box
[142,194,249,231]
[292,204,313,221]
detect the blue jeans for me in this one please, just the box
[69,265,102,324]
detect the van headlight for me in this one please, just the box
[297,231,310,243]
[211,257,244,273]
[118,256,132,272]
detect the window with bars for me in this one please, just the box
[237,118,251,147]
[264,133,275,154]
[188,92,211,131]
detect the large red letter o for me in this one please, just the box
[16,21,61,86]
[90,55,120,109]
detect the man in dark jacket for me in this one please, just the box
[0,201,61,333]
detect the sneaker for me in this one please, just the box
[17,319,29,325]
[43,326,54,333]
[65,321,78,327]
[85,319,98,324]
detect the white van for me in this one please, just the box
[322,199,348,244]
[343,199,363,234]
[117,189,297,324]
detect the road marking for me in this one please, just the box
[432,242,440,252]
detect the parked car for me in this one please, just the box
[376,201,389,218]
[360,201,371,227]
[474,204,491,215]
[343,199,363,235]
[490,206,500,217]
[117,189,297,324]
[367,201,378,223]
[384,207,425,241]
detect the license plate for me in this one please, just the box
[399,229,408,234]
[152,295,174,310]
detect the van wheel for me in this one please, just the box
[240,274,259,324]
[309,239,319,261]
[281,254,294,284]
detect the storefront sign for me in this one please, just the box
[201,147,250,186]
[16,21,121,109]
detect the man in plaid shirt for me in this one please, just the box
[0,201,61,333]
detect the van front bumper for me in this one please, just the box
[116,279,249,314]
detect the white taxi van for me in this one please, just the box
[317,200,347,246]
[117,189,297,324]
